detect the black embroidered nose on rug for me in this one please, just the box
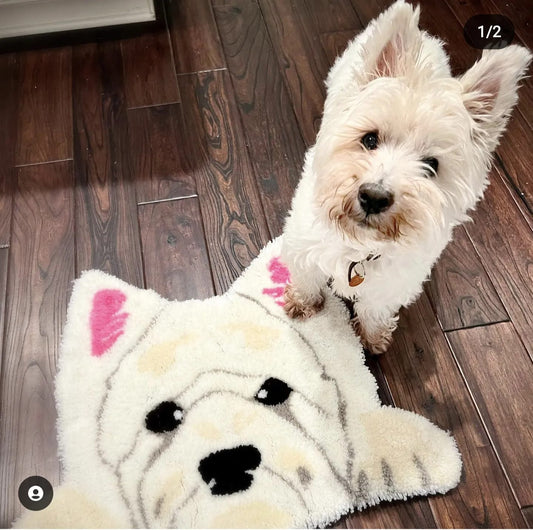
[15,237,461,529]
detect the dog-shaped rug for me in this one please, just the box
[15,238,461,528]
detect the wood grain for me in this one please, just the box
[178,70,270,293]
[320,30,358,67]
[214,0,306,237]
[447,322,533,507]
[15,47,72,166]
[139,198,214,300]
[465,167,533,361]
[522,506,533,528]
[259,0,330,145]
[121,28,180,108]
[0,162,74,528]
[0,247,8,380]
[301,0,361,33]
[379,293,526,528]
[166,0,226,74]
[128,104,197,203]
[494,113,533,216]
[426,225,508,331]
[349,0,391,27]
[0,53,17,246]
[345,498,437,528]
[73,42,143,287]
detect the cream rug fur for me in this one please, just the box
[16,238,461,528]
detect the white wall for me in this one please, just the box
[0,0,156,38]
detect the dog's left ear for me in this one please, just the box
[460,46,532,149]
[363,0,422,79]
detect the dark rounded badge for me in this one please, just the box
[18,476,53,511]
[464,15,514,49]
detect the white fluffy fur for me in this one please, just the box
[14,238,461,528]
[281,0,531,353]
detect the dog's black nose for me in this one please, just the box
[358,183,394,215]
[199,445,261,495]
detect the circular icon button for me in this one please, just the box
[18,476,53,511]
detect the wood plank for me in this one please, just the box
[345,498,437,528]
[178,70,271,293]
[379,292,526,528]
[15,47,72,166]
[121,28,180,108]
[259,0,330,145]
[213,0,306,237]
[128,104,197,203]
[426,225,508,331]
[320,30,357,67]
[0,161,74,528]
[139,198,214,300]
[301,0,361,33]
[73,42,143,287]
[166,0,225,74]
[447,322,533,507]
[522,506,533,528]
[465,166,533,360]
[0,53,17,246]
[0,247,8,380]
[495,155,533,231]
[494,113,533,216]
[349,0,390,27]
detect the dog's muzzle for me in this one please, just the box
[198,445,261,495]
[358,183,394,215]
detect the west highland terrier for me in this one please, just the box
[281,0,531,353]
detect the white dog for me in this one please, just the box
[282,0,531,353]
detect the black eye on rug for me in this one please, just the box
[145,401,183,433]
[255,378,292,406]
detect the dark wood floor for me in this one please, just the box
[0,0,532,527]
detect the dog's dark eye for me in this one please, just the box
[361,132,379,150]
[145,401,183,433]
[255,378,292,406]
[422,157,439,176]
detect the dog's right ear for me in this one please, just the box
[460,46,532,151]
[361,0,422,80]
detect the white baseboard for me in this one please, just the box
[0,0,156,39]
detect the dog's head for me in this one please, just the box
[314,0,531,246]
[97,295,351,527]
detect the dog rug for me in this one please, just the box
[16,237,461,528]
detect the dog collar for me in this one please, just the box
[348,254,381,287]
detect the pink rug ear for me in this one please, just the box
[90,289,129,357]
[262,256,291,306]
[268,257,291,284]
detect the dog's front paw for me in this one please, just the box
[352,317,394,355]
[283,284,325,320]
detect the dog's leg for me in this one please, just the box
[283,265,327,320]
[352,303,399,354]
